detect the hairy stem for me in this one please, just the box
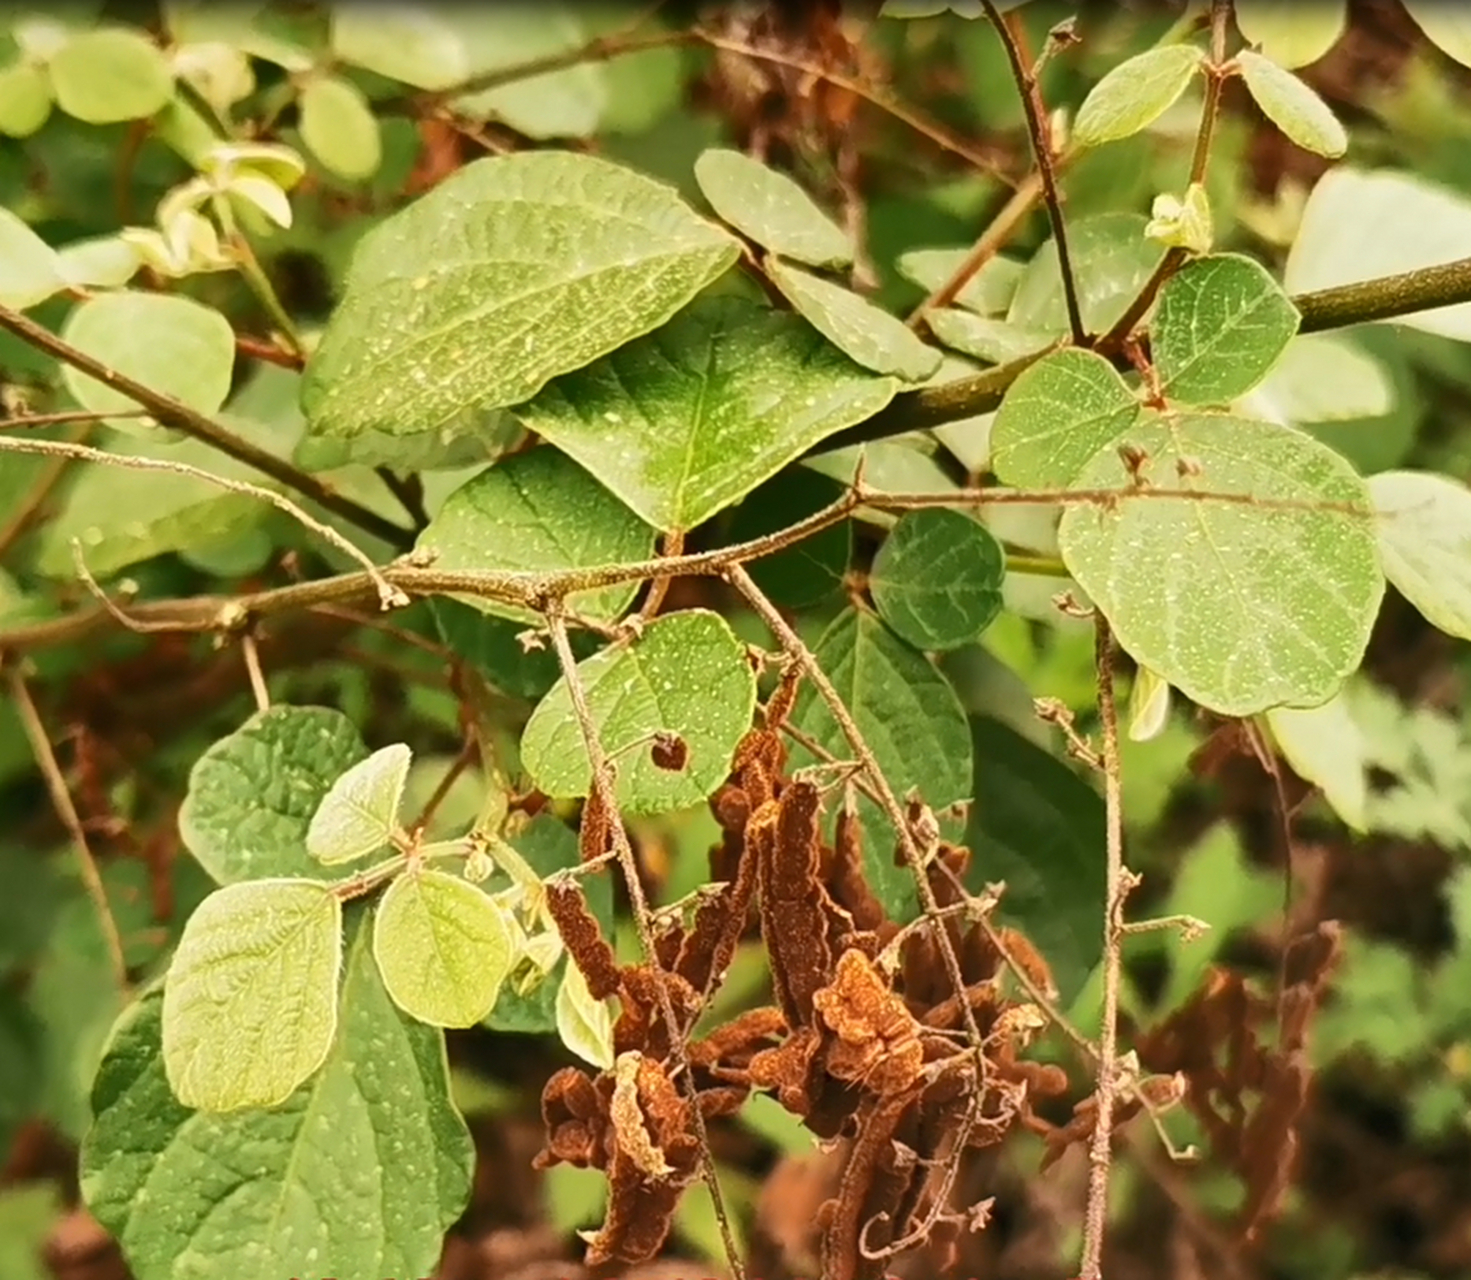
[0,303,412,549]
[543,604,746,1280]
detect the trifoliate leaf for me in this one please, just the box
[694,148,853,269]
[179,706,370,884]
[1072,44,1206,148]
[302,152,740,449]
[1152,254,1300,406]
[1059,412,1383,715]
[521,609,756,814]
[1237,50,1347,158]
[870,509,1006,650]
[161,879,342,1111]
[373,870,515,1027]
[516,295,897,532]
[306,743,412,866]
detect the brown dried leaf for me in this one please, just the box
[814,948,925,1095]
[546,878,622,1000]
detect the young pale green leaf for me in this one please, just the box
[1368,470,1471,640]
[1058,413,1384,716]
[301,153,740,448]
[693,148,853,269]
[60,291,235,430]
[1244,332,1395,424]
[449,6,610,139]
[161,879,342,1111]
[49,28,174,123]
[870,509,1006,650]
[373,870,515,1027]
[788,609,972,918]
[516,295,898,532]
[1284,169,1471,343]
[990,347,1140,487]
[306,743,412,866]
[1071,44,1206,148]
[0,60,51,137]
[521,609,756,814]
[1233,0,1347,69]
[896,248,1023,316]
[1266,690,1368,831]
[179,706,370,884]
[299,73,382,181]
[925,310,1054,365]
[56,236,142,289]
[1145,183,1213,255]
[416,446,654,624]
[1008,212,1165,337]
[555,958,616,1070]
[1236,50,1347,158]
[0,209,65,309]
[1127,667,1173,743]
[80,920,473,1280]
[330,3,469,89]
[964,715,1105,1001]
[1152,254,1301,405]
[1399,0,1471,69]
[766,258,942,382]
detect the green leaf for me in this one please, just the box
[0,208,65,309]
[964,715,1105,1001]
[179,705,371,884]
[990,347,1140,486]
[306,743,412,866]
[693,148,852,269]
[1398,0,1471,70]
[1368,470,1471,641]
[788,608,973,918]
[1008,212,1164,337]
[49,28,173,123]
[330,3,468,89]
[766,258,943,382]
[1236,50,1347,158]
[1284,169,1471,343]
[1152,254,1301,406]
[162,879,342,1111]
[417,447,655,625]
[301,152,740,449]
[516,295,898,532]
[1266,689,1368,831]
[373,869,515,1028]
[1244,332,1395,424]
[1058,412,1384,715]
[521,608,757,814]
[1071,44,1206,148]
[81,920,473,1280]
[56,235,143,289]
[555,958,617,1070]
[0,60,53,137]
[449,6,609,138]
[298,73,382,181]
[896,248,1023,315]
[59,291,235,430]
[432,598,579,702]
[926,309,1054,365]
[870,509,1006,650]
[1233,0,1347,69]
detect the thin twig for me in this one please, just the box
[0,408,146,431]
[7,666,130,994]
[242,632,270,711]
[0,433,408,609]
[0,420,97,557]
[375,467,431,531]
[543,602,747,1280]
[636,528,684,622]
[980,0,1084,343]
[0,301,412,549]
[1098,0,1233,352]
[1079,614,1131,1280]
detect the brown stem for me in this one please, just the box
[980,0,1085,343]
[0,302,413,549]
